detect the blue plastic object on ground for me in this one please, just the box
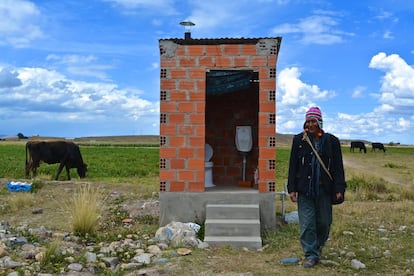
[7,181,32,192]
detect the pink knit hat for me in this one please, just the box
[305,106,323,129]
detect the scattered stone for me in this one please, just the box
[101,257,119,268]
[284,211,299,224]
[158,242,169,250]
[176,248,192,256]
[65,256,75,263]
[133,253,152,264]
[85,251,97,263]
[35,252,44,262]
[383,250,391,258]
[320,260,339,266]
[342,231,354,235]
[345,252,356,258]
[154,221,201,247]
[3,257,24,269]
[399,226,408,231]
[121,262,144,270]
[198,241,209,249]
[122,218,133,224]
[147,245,161,255]
[0,246,8,257]
[154,257,169,264]
[67,262,83,272]
[280,257,299,264]
[351,259,366,269]
[8,236,27,246]
[31,208,43,214]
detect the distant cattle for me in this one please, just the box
[25,140,87,180]
[372,142,386,152]
[350,141,367,153]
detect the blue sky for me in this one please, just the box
[1,0,414,145]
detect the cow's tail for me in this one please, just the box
[25,142,30,178]
[25,142,29,167]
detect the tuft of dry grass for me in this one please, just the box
[64,184,104,236]
[6,192,36,213]
[39,239,61,269]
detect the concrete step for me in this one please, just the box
[205,203,259,220]
[204,236,262,250]
[204,203,262,249]
[204,218,261,236]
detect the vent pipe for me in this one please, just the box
[179,21,195,40]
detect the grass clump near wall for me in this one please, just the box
[65,184,104,237]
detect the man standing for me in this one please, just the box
[287,106,346,268]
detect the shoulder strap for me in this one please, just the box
[302,132,333,181]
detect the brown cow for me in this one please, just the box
[25,140,87,180]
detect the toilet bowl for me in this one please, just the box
[204,143,215,187]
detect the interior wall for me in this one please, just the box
[206,82,259,186]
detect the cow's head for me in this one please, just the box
[77,163,88,178]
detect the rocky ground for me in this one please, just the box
[0,182,209,276]
[0,218,209,276]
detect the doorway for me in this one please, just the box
[205,70,259,186]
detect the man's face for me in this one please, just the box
[305,118,320,135]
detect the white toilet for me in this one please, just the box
[204,143,215,187]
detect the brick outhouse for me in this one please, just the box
[158,34,282,243]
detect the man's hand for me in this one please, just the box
[289,192,297,202]
[336,192,343,200]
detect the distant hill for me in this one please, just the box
[0,134,397,146]
[73,135,159,143]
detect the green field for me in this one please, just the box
[0,142,159,182]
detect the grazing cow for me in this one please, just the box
[25,140,87,180]
[350,141,367,153]
[372,142,386,152]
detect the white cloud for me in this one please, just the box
[275,59,413,144]
[0,0,44,47]
[103,0,177,15]
[184,0,288,37]
[277,67,334,106]
[369,52,414,115]
[46,54,114,80]
[276,67,335,132]
[0,66,158,125]
[383,30,394,39]
[271,13,354,45]
[0,68,22,88]
[352,86,366,98]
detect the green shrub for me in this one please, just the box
[31,179,44,193]
[347,175,388,193]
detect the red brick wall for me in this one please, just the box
[159,38,280,193]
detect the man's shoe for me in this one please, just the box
[303,258,318,268]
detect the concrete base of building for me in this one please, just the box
[159,186,277,233]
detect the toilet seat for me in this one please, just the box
[205,143,213,161]
[204,144,215,187]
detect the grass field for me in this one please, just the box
[0,139,414,275]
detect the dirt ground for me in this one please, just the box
[0,151,408,230]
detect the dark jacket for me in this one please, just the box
[287,131,346,196]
